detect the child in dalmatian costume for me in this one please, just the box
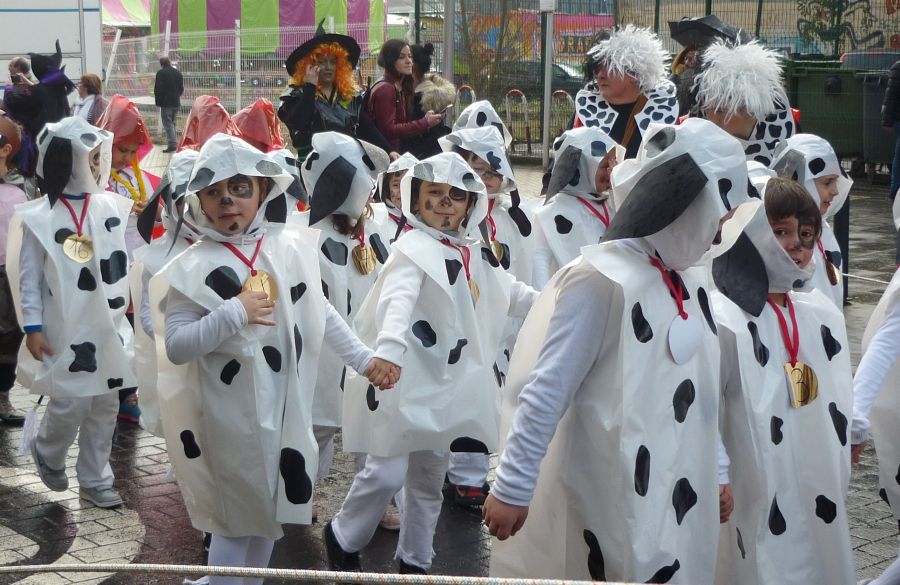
[573,25,678,159]
[293,132,391,484]
[438,125,535,507]
[693,40,795,167]
[711,188,854,585]
[326,152,537,574]
[151,134,389,585]
[531,127,620,290]
[770,134,851,310]
[232,98,286,153]
[97,94,156,262]
[128,150,201,437]
[8,117,135,508]
[484,119,742,583]
[374,152,418,244]
[850,267,900,585]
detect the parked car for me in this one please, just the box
[486,60,585,100]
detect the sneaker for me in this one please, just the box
[398,559,428,574]
[202,531,211,552]
[378,503,401,531]
[79,485,124,508]
[117,390,141,425]
[450,482,489,508]
[323,520,361,571]
[31,442,68,491]
[182,577,210,585]
[163,146,177,153]
[0,394,25,426]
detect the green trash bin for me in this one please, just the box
[859,72,894,166]
[788,63,864,158]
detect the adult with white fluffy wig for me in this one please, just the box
[572,25,678,159]
[693,40,796,167]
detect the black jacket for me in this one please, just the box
[154,65,184,108]
[882,60,900,127]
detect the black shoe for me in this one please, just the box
[202,531,211,552]
[399,559,428,574]
[323,521,361,571]
[162,146,176,153]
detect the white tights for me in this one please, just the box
[871,551,900,585]
[207,534,276,585]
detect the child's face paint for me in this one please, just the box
[467,154,503,195]
[198,174,265,235]
[389,171,404,209]
[111,142,140,171]
[813,175,839,215]
[770,215,816,268]
[415,180,471,232]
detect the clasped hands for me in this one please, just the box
[366,357,400,390]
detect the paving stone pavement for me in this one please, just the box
[0,147,897,584]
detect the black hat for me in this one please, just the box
[668,15,752,48]
[285,20,361,76]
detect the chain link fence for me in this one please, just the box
[102,1,900,162]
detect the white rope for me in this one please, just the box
[0,563,640,584]
[843,272,893,286]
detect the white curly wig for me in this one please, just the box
[586,24,670,93]
[693,40,788,120]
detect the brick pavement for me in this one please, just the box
[0,148,896,583]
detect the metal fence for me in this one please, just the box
[101,1,900,162]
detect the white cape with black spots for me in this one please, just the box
[534,195,612,281]
[805,223,844,310]
[7,193,135,398]
[149,223,325,539]
[574,79,678,136]
[862,267,900,525]
[346,228,510,457]
[129,235,194,437]
[292,212,389,428]
[491,243,720,583]
[739,108,795,167]
[712,290,854,585]
[488,194,535,286]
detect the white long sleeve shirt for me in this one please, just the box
[18,221,46,330]
[165,290,372,374]
[852,297,900,444]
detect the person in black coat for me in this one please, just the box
[154,56,184,153]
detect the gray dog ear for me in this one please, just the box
[603,153,708,241]
[771,148,805,181]
[712,232,770,317]
[41,136,74,206]
[544,145,583,203]
[308,156,356,225]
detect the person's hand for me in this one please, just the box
[851,442,866,465]
[366,357,400,389]
[132,200,147,216]
[389,151,401,161]
[237,290,276,326]
[719,484,734,524]
[424,110,444,128]
[26,332,53,362]
[483,494,529,540]
[304,64,319,85]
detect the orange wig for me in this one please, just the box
[290,42,359,102]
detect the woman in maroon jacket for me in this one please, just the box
[367,39,444,152]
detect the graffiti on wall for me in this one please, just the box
[796,0,900,53]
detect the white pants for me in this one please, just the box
[207,534,275,585]
[447,452,490,487]
[313,425,338,481]
[331,450,449,569]
[35,393,119,488]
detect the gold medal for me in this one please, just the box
[468,278,480,305]
[784,361,819,408]
[352,243,377,275]
[826,259,840,286]
[491,240,505,263]
[242,269,279,302]
[63,234,94,263]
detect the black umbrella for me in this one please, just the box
[668,15,752,48]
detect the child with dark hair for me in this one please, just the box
[325,152,536,574]
[710,178,854,585]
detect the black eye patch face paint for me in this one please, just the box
[226,175,256,198]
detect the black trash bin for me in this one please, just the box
[859,72,895,168]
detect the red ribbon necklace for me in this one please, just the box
[59,194,91,236]
[575,196,610,228]
[648,256,688,320]
[221,236,265,277]
[441,238,472,281]
[487,199,499,242]
[767,296,800,366]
